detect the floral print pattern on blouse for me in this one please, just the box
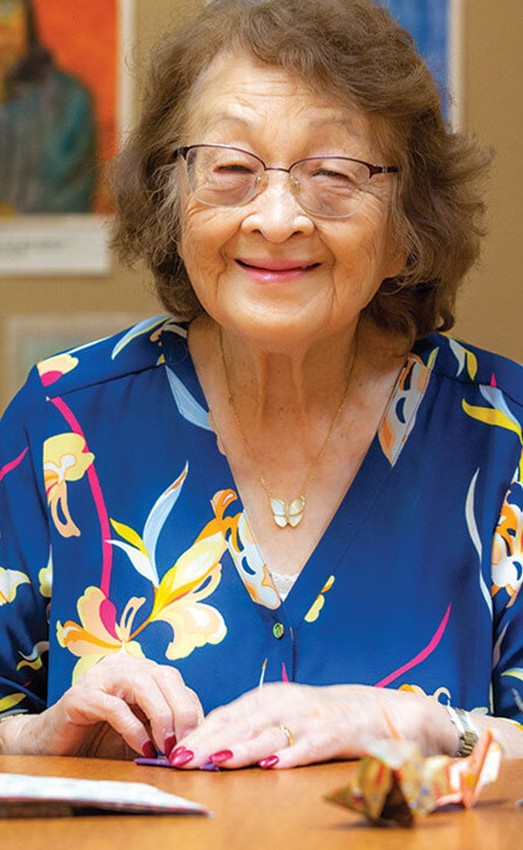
[1,317,523,728]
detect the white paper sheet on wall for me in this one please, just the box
[0,216,111,276]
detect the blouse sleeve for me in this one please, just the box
[491,448,523,725]
[0,370,50,716]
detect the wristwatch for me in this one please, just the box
[446,705,479,757]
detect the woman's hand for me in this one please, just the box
[168,683,457,769]
[0,655,203,759]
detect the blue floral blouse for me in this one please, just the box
[1,316,523,728]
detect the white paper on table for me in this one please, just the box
[0,773,210,818]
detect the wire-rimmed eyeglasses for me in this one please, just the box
[174,143,398,219]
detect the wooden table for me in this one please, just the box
[0,755,521,850]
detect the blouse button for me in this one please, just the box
[272,622,285,639]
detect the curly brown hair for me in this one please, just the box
[111,0,491,343]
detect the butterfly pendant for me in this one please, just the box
[270,496,305,528]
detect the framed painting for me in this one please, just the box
[0,0,134,275]
[378,0,462,126]
[3,311,147,405]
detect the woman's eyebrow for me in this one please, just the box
[192,113,363,138]
[192,113,253,132]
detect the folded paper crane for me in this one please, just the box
[325,729,502,827]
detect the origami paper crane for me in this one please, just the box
[325,729,502,827]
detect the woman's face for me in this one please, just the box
[0,0,28,74]
[178,52,403,350]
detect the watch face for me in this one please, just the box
[459,730,479,758]
[446,706,479,757]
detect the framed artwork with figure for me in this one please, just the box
[0,0,134,274]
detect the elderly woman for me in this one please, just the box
[1,0,522,768]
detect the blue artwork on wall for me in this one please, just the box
[377,0,453,116]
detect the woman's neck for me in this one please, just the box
[190,313,408,427]
[207,317,362,429]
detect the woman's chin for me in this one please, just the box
[217,311,339,353]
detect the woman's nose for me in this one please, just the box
[240,171,314,242]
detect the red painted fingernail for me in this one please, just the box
[169,748,194,767]
[142,739,157,759]
[163,734,177,758]
[209,749,234,764]
[169,745,188,759]
[258,754,279,769]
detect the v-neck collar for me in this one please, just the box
[161,322,439,626]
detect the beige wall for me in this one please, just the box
[454,0,523,359]
[1,0,522,411]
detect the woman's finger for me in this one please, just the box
[149,674,204,750]
[201,724,294,769]
[258,721,347,769]
[85,656,204,752]
[30,656,204,758]
[31,687,154,758]
[172,685,309,767]
[201,714,342,770]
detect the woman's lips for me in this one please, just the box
[236,258,320,284]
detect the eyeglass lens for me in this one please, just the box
[184,146,376,218]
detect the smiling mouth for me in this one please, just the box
[236,259,321,272]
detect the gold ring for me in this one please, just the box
[279,724,295,747]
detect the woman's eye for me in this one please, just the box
[314,168,355,183]
[214,163,255,174]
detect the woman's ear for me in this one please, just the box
[384,219,408,280]
[387,249,407,280]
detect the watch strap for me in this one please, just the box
[446,705,479,757]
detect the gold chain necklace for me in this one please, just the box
[219,330,358,529]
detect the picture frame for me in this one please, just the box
[3,311,148,405]
[378,0,462,127]
[0,0,135,276]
